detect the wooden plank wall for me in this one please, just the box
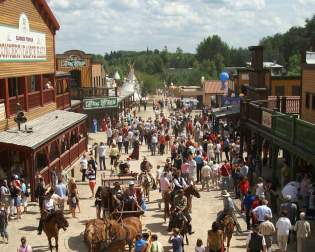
[0,102,56,131]
[0,0,55,78]
[56,58,92,87]
[301,69,315,124]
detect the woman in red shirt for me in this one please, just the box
[239,176,250,200]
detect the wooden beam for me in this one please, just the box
[23,77,29,111]
[4,78,10,118]
[39,74,44,106]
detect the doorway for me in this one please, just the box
[70,70,81,87]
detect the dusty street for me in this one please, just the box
[3,106,249,252]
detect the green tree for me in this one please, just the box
[287,54,301,76]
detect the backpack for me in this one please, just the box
[248,232,263,252]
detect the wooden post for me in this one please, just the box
[23,77,29,111]
[30,152,36,201]
[271,144,278,185]
[51,75,56,103]
[4,78,10,118]
[39,74,44,106]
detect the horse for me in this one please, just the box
[104,217,142,252]
[218,215,235,251]
[164,184,200,221]
[84,219,106,252]
[42,210,69,252]
[138,172,153,202]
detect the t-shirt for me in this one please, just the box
[170,235,183,252]
[201,165,211,177]
[98,145,106,157]
[252,205,273,222]
[135,239,146,252]
[18,245,32,252]
[80,158,88,170]
[195,245,205,252]
[276,217,292,236]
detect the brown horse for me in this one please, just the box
[164,185,200,222]
[104,217,142,252]
[84,219,106,252]
[42,210,69,252]
[220,215,235,251]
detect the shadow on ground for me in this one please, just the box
[68,234,86,252]
[145,222,169,236]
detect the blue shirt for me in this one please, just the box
[54,183,67,198]
[195,155,203,165]
[243,195,256,210]
[170,235,183,252]
[135,239,146,252]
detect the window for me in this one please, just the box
[275,86,285,96]
[8,78,18,97]
[306,92,310,108]
[312,94,315,110]
[292,86,300,96]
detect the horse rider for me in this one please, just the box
[217,190,242,233]
[171,170,187,202]
[118,159,130,174]
[123,181,142,211]
[37,188,55,235]
[169,189,194,234]
[111,182,124,204]
[139,156,156,188]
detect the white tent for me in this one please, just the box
[121,64,142,101]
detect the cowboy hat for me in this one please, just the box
[128,181,135,186]
[221,190,230,197]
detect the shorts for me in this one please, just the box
[14,197,21,207]
[89,180,96,190]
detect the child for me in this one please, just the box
[195,238,205,252]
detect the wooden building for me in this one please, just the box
[301,51,315,124]
[0,0,88,199]
[56,50,106,88]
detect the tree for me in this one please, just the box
[287,54,301,76]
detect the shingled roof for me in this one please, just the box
[204,80,226,95]
[0,110,87,150]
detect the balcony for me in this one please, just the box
[56,92,71,110]
[71,87,117,100]
[241,96,315,156]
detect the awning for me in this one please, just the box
[211,104,240,119]
[0,110,87,150]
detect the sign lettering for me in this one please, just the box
[83,97,118,110]
[62,55,86,67]
[0,13,46,62]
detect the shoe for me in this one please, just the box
[37,231,42,235]
[189,231,195,235]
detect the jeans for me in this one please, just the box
[151,143,157,155]
[99,156,106,170]
[245,208,251,230]
[215,152,221,163]
[224,148,230,161]
[81,169,86,182]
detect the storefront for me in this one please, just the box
[0,0,88,199]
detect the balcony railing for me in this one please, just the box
[28,91,41,109]
[43,89,54,104]
[71,87,117,99]
[56,92,71,110]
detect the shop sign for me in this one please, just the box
[262,111,272,128]
[0,103,6,121]
[0,13,46,62]
[83,97,118,110]
[62,55,86,67]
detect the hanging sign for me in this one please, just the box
[62,55,86,67]
[83,97,118,110]
[0,13,47,62]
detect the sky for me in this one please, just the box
[47,0,315,54]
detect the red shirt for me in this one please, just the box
[239,180,250,194]
[220,163,231,176]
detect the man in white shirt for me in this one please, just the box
[98,142,106,170]
[188,156,197,183]
[276,211,292,252]
[151,134,158,156]
[211,160,220,189]
[80,154,88,182]
[201,161,211,191]
[107,127,113,146]
[252,200,273,224]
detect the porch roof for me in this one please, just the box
[0,110,87,150]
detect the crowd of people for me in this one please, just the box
[0,98,314,251]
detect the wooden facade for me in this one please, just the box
[56,50,106,88]
[301,65,315,124]
[0,0,88,199]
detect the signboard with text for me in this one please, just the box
[83,97,118,110]
[0,13,46,62]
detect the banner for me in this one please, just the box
[0,13,46,62]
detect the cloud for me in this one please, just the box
[46,0,315,54]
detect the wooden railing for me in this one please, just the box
[28,91,41,109]
[43,89,54,104]
[56,92,71,110]
[71,87,117,99]
[267,96,300,114]
[9,95,24,115]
